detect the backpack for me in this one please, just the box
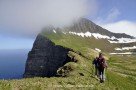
[97,57,106,68]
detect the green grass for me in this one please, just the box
[0,54,135,90]
[43,32,117,54]
[0,32,136,90]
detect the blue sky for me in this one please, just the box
[90,0,136,22]
[0,0,136,49]
[0,35,34,49]
[90,0,136,37]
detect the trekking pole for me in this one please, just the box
[92,65,94,76]
[92,65,96,78]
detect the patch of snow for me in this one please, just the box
[110,52,134,55]
[84,32,92,37]
[108,38,136,43]
[95,48,101,52]
[53,29,56,33]
[69,31,110,39]
[115,46,136,51]
[62,32,66,34]
[69,31,77,35]
[115,48,123,51]
[92,33,110,39]
[77,32,85,37]
[111,36,116,40]
[68,31,136,43]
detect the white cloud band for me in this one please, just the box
[101,20,136,37]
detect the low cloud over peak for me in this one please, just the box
[0,0,96,37]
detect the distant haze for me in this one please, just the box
[0,0,96,36]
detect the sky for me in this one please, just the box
[91,0,136,37]
[0,0,136,49]
[0,35,34,49]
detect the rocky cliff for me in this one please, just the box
[23,34,72,78]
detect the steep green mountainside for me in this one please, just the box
[42,29,136,54]
[0,31,136,90]
[43,31,116,54]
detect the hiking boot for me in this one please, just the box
[100,80,104,83]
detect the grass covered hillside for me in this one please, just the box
[43,30,136,54]
[0,32,136,90]
[43,31,117,54]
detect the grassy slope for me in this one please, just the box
[0,32,136,90]
[43,32,116,54]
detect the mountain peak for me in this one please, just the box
[67,18,134,38]
[42,18,135,44]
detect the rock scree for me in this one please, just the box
[23,34,72,78]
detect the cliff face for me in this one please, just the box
[23,34,71,78]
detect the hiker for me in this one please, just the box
[97,53,107,83]
[92,57,98,76]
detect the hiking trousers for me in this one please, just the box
[98,67,105,81]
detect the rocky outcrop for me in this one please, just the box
[23,34,72,78]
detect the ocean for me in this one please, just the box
[0,49,30,79]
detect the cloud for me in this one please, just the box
[95,7,136,37]
[106,8,121,23]
[0,0,96,37]
[100,21,136,37]
[96,7,121,24]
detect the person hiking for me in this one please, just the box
[97,53,107,83]
[92,57,99,76]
